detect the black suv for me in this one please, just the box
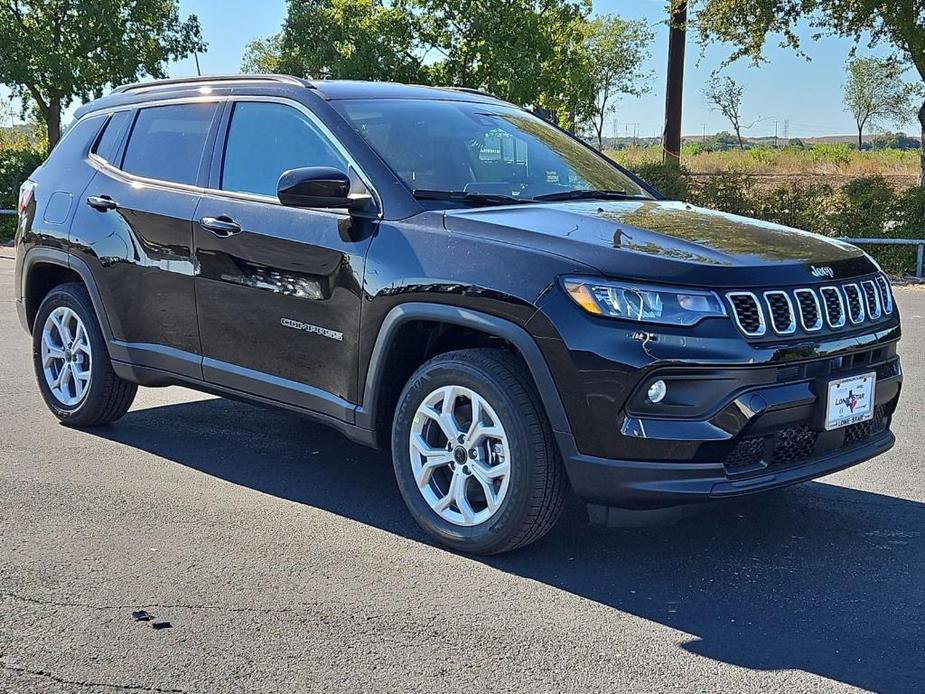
[14,75,902,554]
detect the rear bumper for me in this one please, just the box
[562,430,894,510]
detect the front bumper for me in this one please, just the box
[556,343,902,509]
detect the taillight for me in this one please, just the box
[18,181,34,217]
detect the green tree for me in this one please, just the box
[694,0,925,183]
[414,0,595,128]
[241,33,283,74]
[0,0,204,148]
[271,0,428,83]
[584,15,653,150]
[704,75,754,149]
[843,57,919,150]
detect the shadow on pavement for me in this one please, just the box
[88,396,925,693]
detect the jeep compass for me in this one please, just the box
[13,75,902,554]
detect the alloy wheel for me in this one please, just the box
[409,385,511,526]
[40,306,92,407]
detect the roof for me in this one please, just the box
[74,74,504,118]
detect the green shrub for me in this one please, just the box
[811,143,852,167]
[632,162,691,201]
[752,182,837,235]
[0,216,16,244]
[832,176,896,237]
[691,172,755,217]
[0,147,44,209]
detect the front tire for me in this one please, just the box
[391,348,567,554]
[32,283,137,427]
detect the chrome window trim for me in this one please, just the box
[876,274,894,314]
[762,290,796,335]
[819,285,846,329]
[726,291,767,337]
[793,288,824,332]
[843,283,866,324]
[861,279,882,320]
[84,94,383,218]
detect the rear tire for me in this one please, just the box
[32,283,137,427]
[391,348,567,554]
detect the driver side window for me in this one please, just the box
[221,102,348,198]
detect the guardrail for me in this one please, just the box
[838,237,925,279]
[1,207,921,279]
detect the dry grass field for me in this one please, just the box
[608,145,921,188]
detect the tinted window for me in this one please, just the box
[221,102,348,197]
[122,103,217,185]
[335,99,649,199]
[92,111,132,164]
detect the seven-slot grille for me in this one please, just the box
[726,274,893,338]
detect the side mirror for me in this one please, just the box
[277,167,373,212]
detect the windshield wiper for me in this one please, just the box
[412,189,532,206]
[531,189,644,202]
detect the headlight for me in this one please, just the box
[562,277,727,326]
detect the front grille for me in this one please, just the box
[723,406,890,476]
[844,284,865,323]
[820,286,846,328]
[862,280,882,319]
[727,275,893,338]
[876,275,893,314]
[764,291,795,334]
[728,292,765,336]
[794,289,823,331]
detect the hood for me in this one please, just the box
[443,200,874,287]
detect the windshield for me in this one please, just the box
[334,98,651,202]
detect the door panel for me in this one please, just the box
[194,99,376,411]
[74,103,220,378]
[194,196,373,410]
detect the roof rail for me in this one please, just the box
[111,74,311,94]
[443,86,497,99]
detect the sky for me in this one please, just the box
[2,0,918,139]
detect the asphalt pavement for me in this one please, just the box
[1,251,923,693]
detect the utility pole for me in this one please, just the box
[662,1,687,167]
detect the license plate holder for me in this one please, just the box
[824,372,876,431]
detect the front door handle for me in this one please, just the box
[87,195,118,211]
[200,215,242,238]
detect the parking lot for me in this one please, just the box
[1,251,923,693]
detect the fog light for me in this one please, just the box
[647,379,667,404]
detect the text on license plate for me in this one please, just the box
[825,372,876,430]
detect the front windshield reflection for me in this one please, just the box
[336,99,650,201]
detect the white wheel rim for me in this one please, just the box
[409,385,511,527]
[41,306,92,407]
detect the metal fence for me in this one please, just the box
[2,208,923,278]
[838,238,925,279]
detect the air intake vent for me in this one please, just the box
[862,280,882,319]
[727,292,766,336]
[763,291,795,334]
[794,288,823,331]
[843,284,865,324]
[820,286,846,328]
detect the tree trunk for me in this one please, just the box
[662,1,687,167]
[47,97,62,149]
[919,100,925,186]
[858,126,863,152]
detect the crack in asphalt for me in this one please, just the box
[0,591,307,614]
[0,661,186,693]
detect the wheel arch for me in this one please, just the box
[21,248,114,342]
[357,303,572,450]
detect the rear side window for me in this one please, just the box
[92,111,132,164]
[122,103,217,185]
[221,102,348,197]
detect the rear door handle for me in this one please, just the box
[87,195,118,211]
[199,215,242,238]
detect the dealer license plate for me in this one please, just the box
[825,372,876,431]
